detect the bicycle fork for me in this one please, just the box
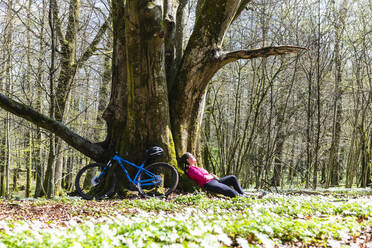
[93,160,113,185]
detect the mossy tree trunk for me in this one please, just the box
[104,0,176,164]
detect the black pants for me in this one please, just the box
[204,175,244,198]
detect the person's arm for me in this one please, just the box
[188,166,215,183]
[198,167,216,180]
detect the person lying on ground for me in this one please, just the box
[180,152,265,198]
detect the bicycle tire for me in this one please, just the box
[137,162,179,198]
[75,163,117,200]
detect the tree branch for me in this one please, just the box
[0,93,105,161]
[50,0,67,46]
[232,0,253,23]
[219,45,307,67]
[75,17,110,70]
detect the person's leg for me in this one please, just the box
[218,175,244,194]
[204,179,241,198]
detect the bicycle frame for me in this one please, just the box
[99,154,159,187]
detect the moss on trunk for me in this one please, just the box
[105,0,177,171]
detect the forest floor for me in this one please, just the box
[0,189,371,247]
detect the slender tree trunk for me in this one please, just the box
[52,0,80,196]
[25,128,32,197]
[346,126,358,188]
[272,134,285,187]
[0,21,4,197]
[0,120,5,196]
[34,0,47,198]
[346,70,361,188]
[25,0,33,198]
[360,126,368,187]
[202,89,212,173]
[46,139,56,198]
[44,0,57,198]
[64,151,73,191]
[33,125,44,197]
[327,2,345,187]
[12,168,18,192]
[313,0,322,189]
[54,140,65,196]
[305,70,313,188]
[5,113,10,198]
[288,133,296,185]
[3,0,14,198]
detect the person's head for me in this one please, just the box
[180,152,197,171]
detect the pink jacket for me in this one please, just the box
[187,166,215,187]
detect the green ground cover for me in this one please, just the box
[0,190,371,247]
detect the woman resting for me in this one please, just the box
[181,152,265,198]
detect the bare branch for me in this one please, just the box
[50,0,67,46]
[0,93,105,161]
[219,45,307,66]
[75,17,110,69]
[232,0,253,23]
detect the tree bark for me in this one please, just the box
[360,125,367,187]
[1,0,14,198]
[326,0,346,187]
[33,0,47,198]
[25,0,33,198]
[305,66,313,188]
[313,0,322,190]
[43,0,57,197]
[103,0,177,168]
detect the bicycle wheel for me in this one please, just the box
[75,163,117,200]
[137,162,179,198]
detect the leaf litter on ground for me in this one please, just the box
[0,189,371,247]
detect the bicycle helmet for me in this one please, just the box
[146,146,164,158]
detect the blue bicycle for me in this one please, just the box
[75,146,179,200]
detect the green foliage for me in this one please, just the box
[0,192,371,247]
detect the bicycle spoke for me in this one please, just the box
[137,163,179,198]
[75,163,117,200]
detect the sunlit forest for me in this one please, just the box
[0,0,371,247]
[0,0,371,197]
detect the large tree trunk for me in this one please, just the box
[103,0,177,167]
